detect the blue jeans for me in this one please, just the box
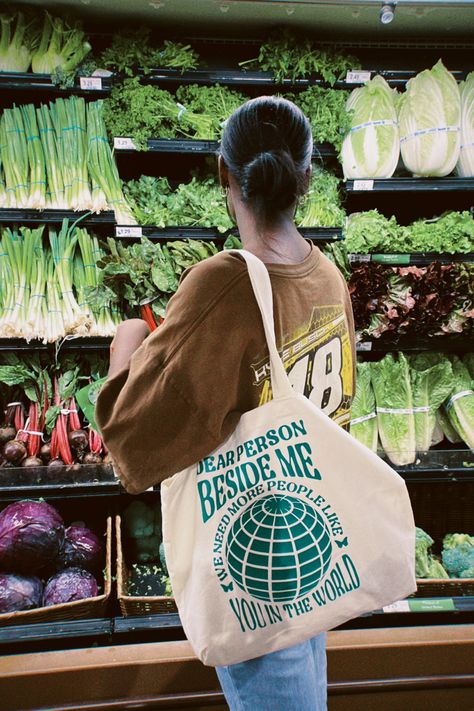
[216,633,327,711]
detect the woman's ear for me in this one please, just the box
[218,155,229,188]
[302,164,312,192]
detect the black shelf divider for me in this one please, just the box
[346,177,474,192]
[0,337,112,352]
[356,336,474,354]
[0,67,471,94]
[0,209,115,226]
[114,137,337,158]
[0,72,113,94]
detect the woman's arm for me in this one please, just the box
[108,319,150,377]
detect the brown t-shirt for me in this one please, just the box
[96,244,356,494]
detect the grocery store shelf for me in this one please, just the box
[356,335,474,354]
[0,463,119,501]
[0,209,115,226]
[0,72,113,94]
[346,178,474,192]
[114,137,337,158]
[0,618,112,648]
[0,337,112,352]
[349,253,474,266]
[392,449,474,482]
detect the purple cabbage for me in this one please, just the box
[43,567,98,606]
[0,500,65,573]
[57,526,102,573]
[0,573,43,613]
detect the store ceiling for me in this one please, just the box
[16,0,474,39]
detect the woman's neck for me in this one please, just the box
[235,206,311,265]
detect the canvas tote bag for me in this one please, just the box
[161,249,416,667]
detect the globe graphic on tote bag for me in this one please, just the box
[225,494,332,603]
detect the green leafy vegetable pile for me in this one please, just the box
[345,210,474,254]
[123,175,233,232]
[415,528,448,579]
[240,31,360,85]
[286,86,352,151]
[90,237,218,319]
[296,169,346,228]
[103,79,246,148]
[99,29,199,75]
[349,261,474,340]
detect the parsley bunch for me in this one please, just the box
[241,32,360,85]
[288,86,352,151]
[99,29,200,75]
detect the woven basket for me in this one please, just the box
[0,516,112,627]
[116,515,177,616]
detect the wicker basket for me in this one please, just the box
[0,516,112,627]
[116,515,177,616]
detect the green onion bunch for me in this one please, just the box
[0,96,134,223]
[0,221,121,342]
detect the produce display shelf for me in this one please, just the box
[0,463,118,502]
[0,209,115,226]
[0,337,112,352]
[135,67,470,88]
[356,336,474,354]
[346,178,474,192]
[116,225,342,241]
[114,137,337,158]
[389,449,474,482]
[0,618,112,647]
[349,253,474,266]
[0,72,112,94]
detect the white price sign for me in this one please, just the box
[79,76,103,91]
[116,226,143,238]
[113,136,137,150]
[346,71,372,84]
[353,179,374,191]
[382,600,410,614]
[349,254,371,263]
[357,342,373,352]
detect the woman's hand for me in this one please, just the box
[108,319,150,377]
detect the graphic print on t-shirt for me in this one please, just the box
[252,305,353,428]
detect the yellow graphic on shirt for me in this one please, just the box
[252,305,353,429]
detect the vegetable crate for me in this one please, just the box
[0,498,112,627]
[409,481,474,597]
[116,515,177,616]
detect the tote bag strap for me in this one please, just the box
[229,249,294,401]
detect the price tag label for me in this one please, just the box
[116,226,143,238]
[382,600,410,614]
[373,254,411,266]
[80,76,103,91]
[346,70,372,84]
[408,598,455,613]
[113,137,137,150]
[349,254,371,263]
[357,342,373,352]
[353,179,374,191]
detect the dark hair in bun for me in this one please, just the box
[220,96,313,225]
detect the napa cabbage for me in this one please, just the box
[342,75,399,179]
[456,71,474,177]
[398,59,461,177]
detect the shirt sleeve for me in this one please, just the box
[95,253,251,494]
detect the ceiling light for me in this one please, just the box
[380,3,396,25]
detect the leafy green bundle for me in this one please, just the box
[99,29,199,75]
[89,237,218,319]
[296,169,346,228]
[240,32,360,85]
[344,210,474,255]
[288,86,352,151]
[123,175,233,232]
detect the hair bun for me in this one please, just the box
[242,148,300,212]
